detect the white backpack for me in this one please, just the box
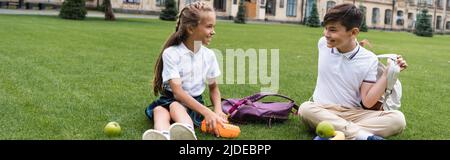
[377,54,402,111]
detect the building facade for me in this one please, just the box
[25,0,450,32]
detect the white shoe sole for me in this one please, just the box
[142,129,168,140]
[169,123,197,140]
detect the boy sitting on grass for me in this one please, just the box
[298,3,408,140]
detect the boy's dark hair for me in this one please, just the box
[324,3,362,31]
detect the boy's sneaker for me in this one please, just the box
[313,136,329,140]
[169,123,197,140]
[367,135,385,140]
[142,129,169,140]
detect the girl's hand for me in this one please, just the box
[396,55,408,71]
[359,39,373,48]
[203,110,227,137]
[214,109,229,123]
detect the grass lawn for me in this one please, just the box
[0,14,449,140]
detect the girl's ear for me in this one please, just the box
[187,25,195,35]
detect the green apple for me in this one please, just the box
[104,121,121,137]
[315,121,335,138]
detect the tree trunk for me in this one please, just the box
[392,0,396,30]
[432,0,437,32]
[405,0,410,31]
[443,0,448,33]
[18,0,24,8]
[304,0,308,23]
[104,0,115,21]
[300,0,304,23]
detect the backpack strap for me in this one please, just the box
[225,98,250,115]
[247,92,299,110]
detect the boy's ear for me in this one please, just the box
[351,27,360,37]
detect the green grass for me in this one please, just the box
[0,14,449,140]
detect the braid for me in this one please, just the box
[175,7,187,32]
[193,1,207,10]
[175,19,180,32]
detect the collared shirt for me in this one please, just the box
[161,42,221,97]
[313,37,378,108]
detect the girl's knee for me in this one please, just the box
[153,106,171,121]
[153,106,170,119]
[153,106,169,114]
[169,102,186,111]
[169,102,190,117]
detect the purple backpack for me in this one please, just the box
[222,93,299,127]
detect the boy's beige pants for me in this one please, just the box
[298,101,406,140]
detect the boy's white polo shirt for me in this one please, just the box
[312,37,378,108]
[161,42,221,97]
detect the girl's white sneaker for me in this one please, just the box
[142,129,169,140]
[169,123,197,140]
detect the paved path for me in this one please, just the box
[0,8,159,19]
[0,8,290,25]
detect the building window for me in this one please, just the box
[437,16,442,29]
[156,0,165,6]
[214,0,227,12]
[408,13,414,19]
[305,0,314,18]
[372,8,380,24]
[185,0,199,5]
[417,0,433,6]
[397,10,403,17]
[266,0,276,15]
[123,0,140,4]
[326,1,336,13]
[437,0,443,8]
[396,10,404,26]
[280,0,284,8]
[407,0,416,5]
[385,9,392,25]
[408,12,415,28]
[447,0,450,10]
[233,0,237,5]
[446,21,450,29]
[286,0,297,17]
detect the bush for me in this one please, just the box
[59,0,87,20]
[160,0,178,21]
[234,0,246,24]
[305,2,320,27]
[414,9,433,37]
[359,5,368,32]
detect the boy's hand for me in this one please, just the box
[396,55,408,71]
[382,54,408,77]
